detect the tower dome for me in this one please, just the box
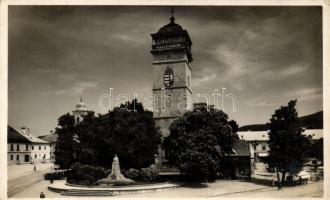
[75,97,86,110]
[73,97,87,124]
[158,16,183,33]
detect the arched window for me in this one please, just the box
[164,67,174,87]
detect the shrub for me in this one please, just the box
[126,168,140,181]
[66,162,107,185]
[140,167,159,182]
[44,171,66,180]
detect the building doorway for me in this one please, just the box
[24,155,30,162]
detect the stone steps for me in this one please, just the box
[48,180,181,196]
[61,190,114,196]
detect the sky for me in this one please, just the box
[8,6,323,137]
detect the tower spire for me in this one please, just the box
[170,6,175,24]
[80,95,83,103]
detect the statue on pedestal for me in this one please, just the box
[98,155,134,185]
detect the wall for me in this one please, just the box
[7,143,32,164]
[30,143,51,163]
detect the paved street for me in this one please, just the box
[8,162,53,180]
[119,180,323,198]
[8,163,54,197]
[221,181,323,198]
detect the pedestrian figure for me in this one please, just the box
[40,192,45,198]
[50,174,54,184]
[34,164,36,171]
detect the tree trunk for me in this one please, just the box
[275,167,281,188]
[281,171,286,186]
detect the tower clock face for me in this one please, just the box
[164,67,174,87]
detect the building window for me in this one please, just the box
[262,145,266,151]
[10,155,13,160]
[50,144,52,147]
[44,146,46,150]
[32,146,34,150]
[35,154,37,159]
[16,155,19,161]
[187,75,190,86]
[10,144,13,151]
[17,144,20,151]
[26,144,28,151]
[39,146,41,150]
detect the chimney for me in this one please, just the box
[20,127,26,134]
[20,127,30,136]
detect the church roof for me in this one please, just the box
[158,16,183,33]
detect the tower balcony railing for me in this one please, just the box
[151,42,192,50]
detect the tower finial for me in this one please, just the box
[80,95,83,103]
[170,6,175,23]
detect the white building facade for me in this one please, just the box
[238,129,323,163]
[8,126,51,165]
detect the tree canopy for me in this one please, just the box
[266,100,311,183]
[163,104,237,181]
[54,113,76,169]
[55,99,161,170]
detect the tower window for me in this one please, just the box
[26,144,28,151]
[10,144,13,151]
[17,144,20,151]
[187,75,190,86]
[164,67,174,87]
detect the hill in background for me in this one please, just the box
[238,111,323,131]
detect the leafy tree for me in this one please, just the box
[310,138,323,164]
[76,99,161,169]
[266,100,310,185]
[163,104,236,181]
[228,120,239,139]
[54,113,76,169]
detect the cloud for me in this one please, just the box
[285,87,323,101]
[192,68,218,87]
[280,64,308,76]
[54,81,99,96]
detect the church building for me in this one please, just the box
[151,11,193,169]
[72,97,88,124]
